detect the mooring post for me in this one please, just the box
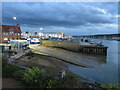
[59,70,66,79]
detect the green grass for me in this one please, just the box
[3,64,21,78]
[2,58,21,78]
[101,83,120,90]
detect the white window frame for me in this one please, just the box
[3,33,6,35]
[4,38,8,40]
[3,32,9,35]
[10,32,14,35]
[15,33,17,35]
[18,33,20,35]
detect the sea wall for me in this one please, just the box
[41,40,108,55]
[41,40,80,51]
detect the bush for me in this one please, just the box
[47,80,57,88]
[2,59,7,67]
[101,83,120,90]
[13,70,24,80]
[2,64,21,78]
[56,74,86,88]
[21,67,47,88]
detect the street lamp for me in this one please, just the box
[13,16,19,51]
[40,28,43,39]
[40,28,43,31]
[13,16,17,20]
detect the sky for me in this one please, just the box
[2,2,119,36]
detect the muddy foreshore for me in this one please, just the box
[13,52,69,75]
[12,51,102,88]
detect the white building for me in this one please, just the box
[38,32,64,38]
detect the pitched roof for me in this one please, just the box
[0,25,21,33]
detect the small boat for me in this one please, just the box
[30,38,40,44]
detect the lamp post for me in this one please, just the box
[13,16,17,25]
[13,17,19,40]
[40,28,43,39]
[13,16,17,20]
[13,16,19,51]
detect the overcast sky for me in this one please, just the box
[2,2,119,35]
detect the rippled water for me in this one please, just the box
[68,39,119,84]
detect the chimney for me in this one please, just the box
[17,24,20,27]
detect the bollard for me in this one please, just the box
[9,46,11,50]
[59,70,65,79]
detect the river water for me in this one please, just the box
[68,39,119,84]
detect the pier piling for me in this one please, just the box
[80,46,108,55]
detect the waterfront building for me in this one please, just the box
[21,31,65,42]
[0,24,21,43]
[38,32,64,38]
[21,32,32,39]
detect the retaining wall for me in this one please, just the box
[41,40,108,55]
[41,40,80,51]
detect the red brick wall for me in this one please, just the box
[2,32,21,43]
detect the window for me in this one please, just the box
[3,32,8,35]
[9,38,14,40]
[15,33,20,35]
[18,33,20,35]
[3,33,6,35]
[6,33,8,35]
[10,32,14,35]
[15,33,17,35]
[4,38,8,40]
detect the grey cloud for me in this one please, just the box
[2,2,117,28]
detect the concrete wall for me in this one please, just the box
[41,40,107,55]
[41,40,80,51]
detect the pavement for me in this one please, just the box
[29,44,102,68]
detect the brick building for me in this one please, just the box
[0,24,21,43]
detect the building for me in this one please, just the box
[21,31,64,40]
[21,32,33,39]
[0,24,21,43]
[38,32,64,38]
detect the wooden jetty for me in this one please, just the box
[79,45,108,55]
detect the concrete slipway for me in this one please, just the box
[29,44,105,68]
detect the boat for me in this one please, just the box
[30,38,40,44]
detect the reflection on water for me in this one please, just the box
[68,39,119,84]
[77,53,107,64]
